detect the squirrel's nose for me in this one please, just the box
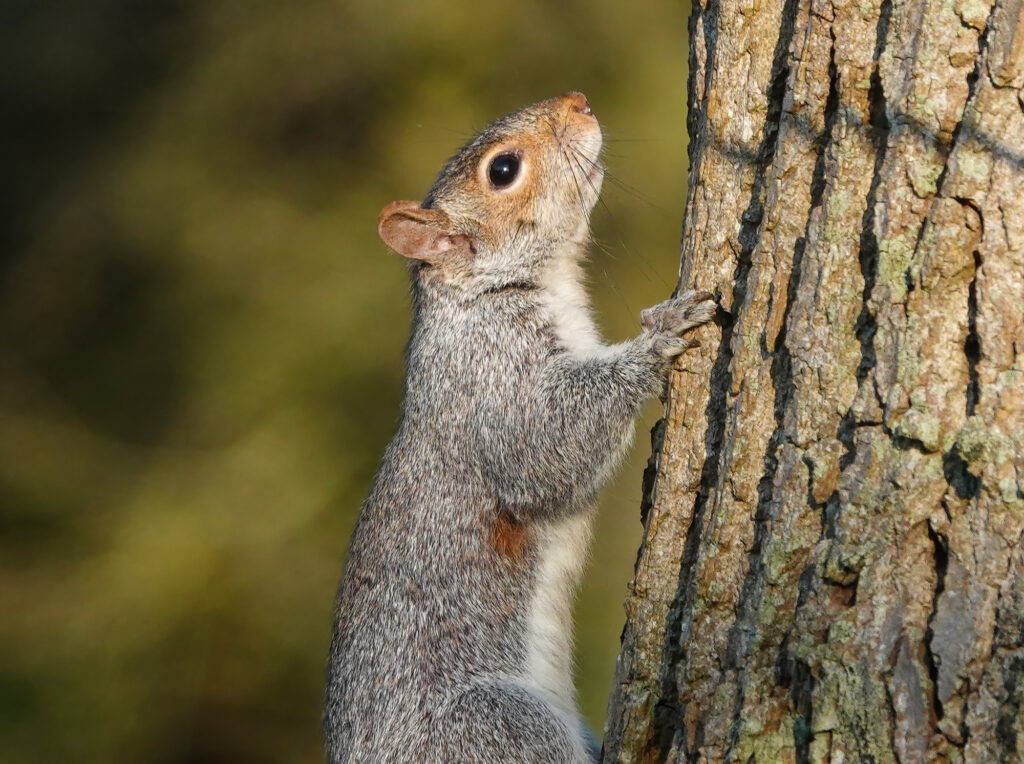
[563,91,593,116]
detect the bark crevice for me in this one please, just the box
[837,0,892,474]
[965,249,982,417]
[851,0,893,388]
[925,522,950,725]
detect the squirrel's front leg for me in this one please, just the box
[615,288,719,398]
[481,290,717,516]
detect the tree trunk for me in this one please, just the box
[602,0,1024,759]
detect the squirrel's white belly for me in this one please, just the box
[523,257,610,714]
[523,511,594,715]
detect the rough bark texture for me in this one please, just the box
[603,0,1024,759]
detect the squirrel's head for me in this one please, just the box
[377,92,603,290]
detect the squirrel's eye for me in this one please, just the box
[488,153,520,188]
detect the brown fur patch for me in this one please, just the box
[489,508,531,559]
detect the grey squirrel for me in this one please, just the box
[325,92,716,763]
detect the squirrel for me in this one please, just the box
[324,92,716,763]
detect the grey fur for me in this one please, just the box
[325,94,715,763]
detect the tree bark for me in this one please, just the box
[602,0,1024,759]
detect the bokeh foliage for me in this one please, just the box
[1,2,689,761]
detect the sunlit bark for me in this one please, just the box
[603,0,1024,759]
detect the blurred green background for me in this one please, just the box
[0,2,690,762]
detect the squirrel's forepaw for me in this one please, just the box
[641,290,718,337]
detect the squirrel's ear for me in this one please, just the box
[377,201,475,263]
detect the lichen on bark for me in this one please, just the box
[602,0,1024,759]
